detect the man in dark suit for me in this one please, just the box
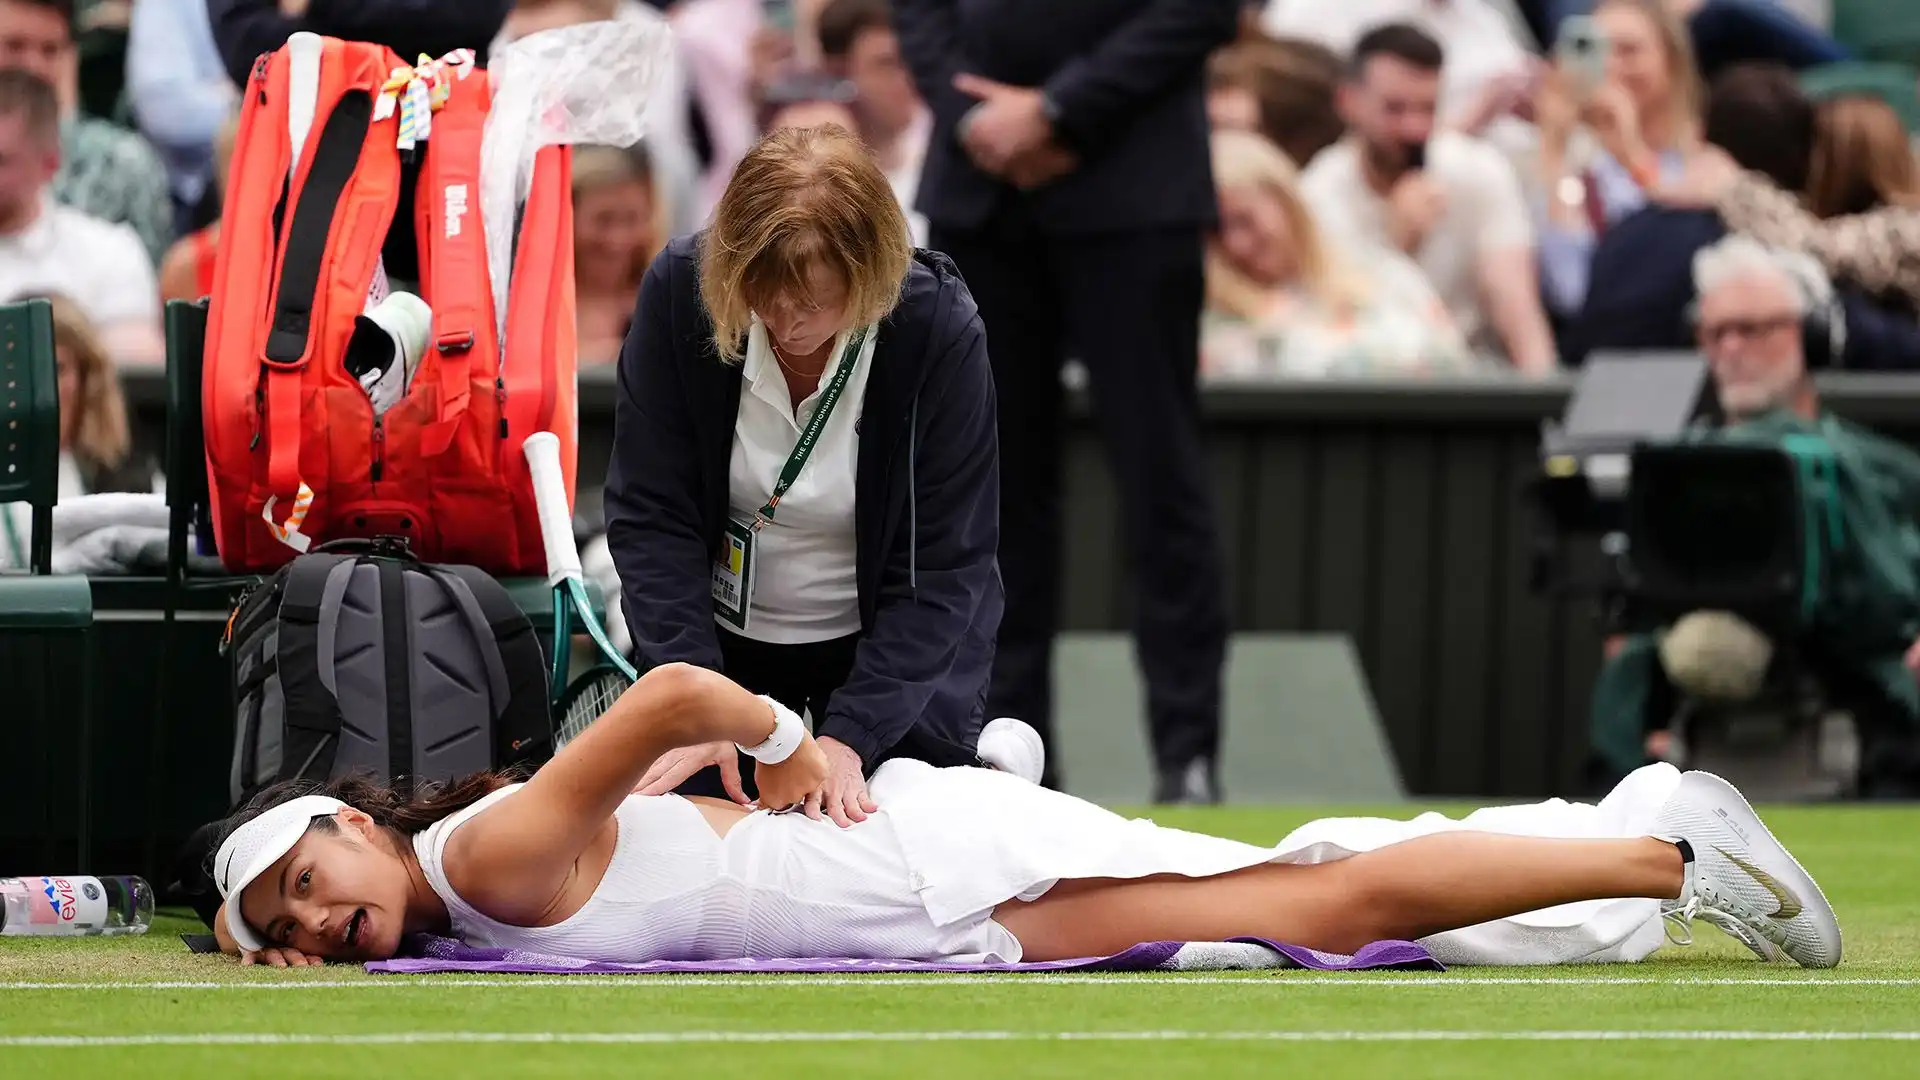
[893,0,1240,802]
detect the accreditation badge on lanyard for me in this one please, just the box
[713,327,870,631]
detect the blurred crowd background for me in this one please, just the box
[9,0,1918,390]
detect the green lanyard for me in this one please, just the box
[756,326,868,525]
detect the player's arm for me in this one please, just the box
[441,666,812,923]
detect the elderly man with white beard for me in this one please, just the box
[1587,236,1920,799]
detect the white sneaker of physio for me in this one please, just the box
[344,291,433,418]
[1652,770,1842,968]
[977,717,1045,785]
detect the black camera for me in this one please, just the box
[1528,353,1715,605]
[1530,353,1830,634]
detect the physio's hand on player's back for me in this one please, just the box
[633,742,752,804]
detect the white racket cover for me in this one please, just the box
[522,431,580,586]
[285,32,323,178]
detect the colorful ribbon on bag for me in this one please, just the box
[374,49,476,151]
[262,482,315,553]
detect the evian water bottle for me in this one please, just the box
[0,875,154,936]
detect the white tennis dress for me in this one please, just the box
[413,759,1684,965]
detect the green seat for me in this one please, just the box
[0,575,94,629]
[0,298,91,614]
[0,297,96,868]
[1800,61,1920,134]
[1832,0,1920,68]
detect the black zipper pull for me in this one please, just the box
[496,377,508,439]
[371,418,386,483]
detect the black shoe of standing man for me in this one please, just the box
[1153,757,1221,805]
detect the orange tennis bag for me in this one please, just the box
[203,35,578,574]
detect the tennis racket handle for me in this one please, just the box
[522,431,581,585]
[285,32,323,170]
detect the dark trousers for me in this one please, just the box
[673,629,860,800]
[932,208,1228,785]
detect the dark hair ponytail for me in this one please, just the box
[215,770,520,860]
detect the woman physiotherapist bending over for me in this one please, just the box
[603,124,1037,825]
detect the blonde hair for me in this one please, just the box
[44,293,129,471]
[1205,128,1364,319]
[698,124,912,363]
[1596,0,1704,150]
[1806,95,1920,218]
[571,144,667,287]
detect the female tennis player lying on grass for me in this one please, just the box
[210,664,1842,970]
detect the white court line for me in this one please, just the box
[3,1030,1919,1047]
[4,976,1919,990]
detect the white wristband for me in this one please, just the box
[737,696,806,765]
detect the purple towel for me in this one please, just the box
[367,935,1442,975]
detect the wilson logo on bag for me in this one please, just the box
[203,35,580,574]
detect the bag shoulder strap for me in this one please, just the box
[416,72,496,458]
[430,566,551,764]
[269,553,360,786]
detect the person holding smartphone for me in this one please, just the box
[1298,22,1557,372]
[1533,0,1711,319]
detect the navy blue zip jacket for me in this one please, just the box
[603,235,1003,771]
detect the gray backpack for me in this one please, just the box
[223,538,550,803]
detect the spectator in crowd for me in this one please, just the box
[205,0,514,87]
[0,68,158,363]
[158,111,237,305]
[1302,23,1557,371]
[1202,128,1477,378]
[1534,0,1847,80]
[817,0,930,245]
[1207,33,1346,168]
[894,0,1239,802]
[605,125,1028,822]
[1263,0,1537,134]
[759,75,860,133]
[1682,93,1920,311]
[572,145,663,366]
[491,0,701,238]
[0,0,170,262]
[1588,236,1920,798]
[38,291,145,488]
[0,291,150,571]
[1535,0,1709,321]
[1573,62,1920,368]
[1803,96,1920,221]
[674,0,778,223]
[126,0,239,234]
[1566,60,1812,362]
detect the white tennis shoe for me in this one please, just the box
[1662,899,1787,962]
[977,717,1046,785]
[1652,770,1842,968]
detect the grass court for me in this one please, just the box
[4,801,1917,1078]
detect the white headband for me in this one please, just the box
[212,795,347,952]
